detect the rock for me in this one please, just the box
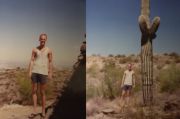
[102,109,115,114]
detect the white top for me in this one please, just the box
[123,70,134,85]
[32,47,49,75]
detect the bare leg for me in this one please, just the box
[125,90,131,107]
[40,83,46,117]
[120,90,126,110]
[32,82,38,114]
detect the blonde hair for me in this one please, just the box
[39,33,47,40]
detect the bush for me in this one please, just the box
[159,64,180,93]
[163,53,168,56]
[115,54,126,58]
[86,84,100,100]
[15,70,55,104]
[175,58,180,63]
[165,60,171,64]
[115,54,122,58]
[15,70,32,104]
[133,67,141,92]
[157,63,164,70]
[87,64,98,78]
[119,56,133,64]
[133,58,139,63]
[108,54,114,57]
[169,52,179,58]
[101,62,124,99]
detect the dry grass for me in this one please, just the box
[100,62,124,99]
[86,63,98,78]
[158,63,180,93]
[15,69,68,105]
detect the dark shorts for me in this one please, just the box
[31,73,48,84]
[122,85,132,91]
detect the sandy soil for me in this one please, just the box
[0,104,41,119]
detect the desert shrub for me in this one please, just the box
[86,85,95,100]
[169,52,179,58]
[100,62,124,99]
[119,56,133,64]
[157,63,164,70]
[86,84,101,100]
[119,58,127,64]
[163,53,168,56]
[126,56,133,62]
[133,58,139,63]
[130,54,135,57]
[15,70,55,104]
[133,67,141,92]
[165,59,171,64]
[15,70,32,104]
[121,54,126,58]
[159,64,180,93]
[175,58,180,63]
[96,54,101,57]
[87,64,98,78]
[115,54,123,58]
[108,54,114,57]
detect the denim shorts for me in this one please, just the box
[122,85,132,91]
[31,73,48,84]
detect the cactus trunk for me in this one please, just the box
[139,0,160,106]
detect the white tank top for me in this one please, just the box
[32,47,49,75]
[124,70,134,85]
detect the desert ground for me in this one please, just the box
[86,53,180,119]
[0,67,72,119]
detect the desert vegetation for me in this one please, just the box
[86,53,180,119]
[0,67,72,105]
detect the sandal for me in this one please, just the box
[41,113,46,118]
[28,113,37,118]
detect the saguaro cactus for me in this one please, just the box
[138,0,160,106]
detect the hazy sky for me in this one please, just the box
[87,0,180,56]
[0,0,85,67]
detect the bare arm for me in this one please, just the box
[48,49,53,79]
[132,73,136,88]
[28,49,36,78]
[121,72,126,87]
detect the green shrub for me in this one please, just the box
[165,60,171,64]
[157,63,164,70]
[115,54,126,58]
[15,71,32,104]
[108,54,114,57]
[163,53,168,56]
[169,52,179,58]
[133,67,141,92]
[86,84,100,100]
[101,62,124,99]
[175,58,180,63]
[115,54,122,58]
[119,56,133,64]
[159,64,180,93]
[15,70,55,104]
[119,58,127,64]
[87,64,98,78]
[133,58,139,63]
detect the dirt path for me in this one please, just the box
[0,104,42,119]
[0,100,54,119]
